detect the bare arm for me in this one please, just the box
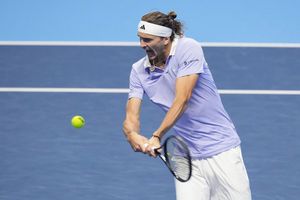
[123,97,148,152]
[152,74,199,140]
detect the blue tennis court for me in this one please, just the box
[0,44,299,200]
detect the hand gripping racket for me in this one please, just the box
[154,135,192,182]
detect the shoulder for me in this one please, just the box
[175,37,204,59]
[177,37,202,49]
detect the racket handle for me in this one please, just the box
[144,143,160,156]
[159,154,166,162]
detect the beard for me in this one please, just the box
[145,44,166,66]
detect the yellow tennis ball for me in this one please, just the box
[71,115,85,128]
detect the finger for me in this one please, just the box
[143,143,152,156]
[150,146,158,157]
[134,148,141,152]
[133,146,141,152]
[144,145,156,157]
[142,143,149,153]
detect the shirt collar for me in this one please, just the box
[169,35,179,56]
[143,35,179,70]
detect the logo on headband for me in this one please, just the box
[139,25,145,30]
[138,21,172,37]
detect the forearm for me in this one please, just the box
[153,74,198,139]
[123,119,140,138]
[123,118,150,152]
[154,98,188,139]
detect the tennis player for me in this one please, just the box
[123,11,252,200]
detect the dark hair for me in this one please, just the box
[141,11,183,41]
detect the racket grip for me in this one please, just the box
[153,147,161,155]
[144,144,160,156]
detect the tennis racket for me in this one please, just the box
[154,135,192,182]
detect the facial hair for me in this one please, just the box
[146,44,166,67]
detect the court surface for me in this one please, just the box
[0,44,299,200]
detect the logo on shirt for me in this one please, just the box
[140,25,145,30]
[184,59,199,66]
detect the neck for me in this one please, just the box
[164,40,172,59]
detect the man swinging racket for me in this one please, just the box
[123,11,252,200]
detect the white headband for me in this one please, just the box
[138,21,172,37]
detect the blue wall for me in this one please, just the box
[1,0,300,42]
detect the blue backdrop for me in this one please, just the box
[1,0,300,42]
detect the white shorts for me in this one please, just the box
[175,146,251,200]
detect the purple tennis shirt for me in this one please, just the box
[128,37,241,158]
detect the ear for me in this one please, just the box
[163,37,170,45]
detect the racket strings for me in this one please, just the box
[165,137,191,181]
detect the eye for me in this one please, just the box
[140,37,153,43]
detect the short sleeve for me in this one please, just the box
[176,41,205,78]
[128,68,144,100]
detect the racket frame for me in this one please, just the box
[154,135,192,182]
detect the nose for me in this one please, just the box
[140,39,147,49]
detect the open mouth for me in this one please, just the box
[145,48,157,59]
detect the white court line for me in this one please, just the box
[0,41,139,46]
[0,87,129,93]
[218,89,300,95]
[0,88,300,95]
[1,41,300,48]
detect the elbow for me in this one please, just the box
[173,93,193,112]
[185,90,193,102]
[176,94,192,105]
